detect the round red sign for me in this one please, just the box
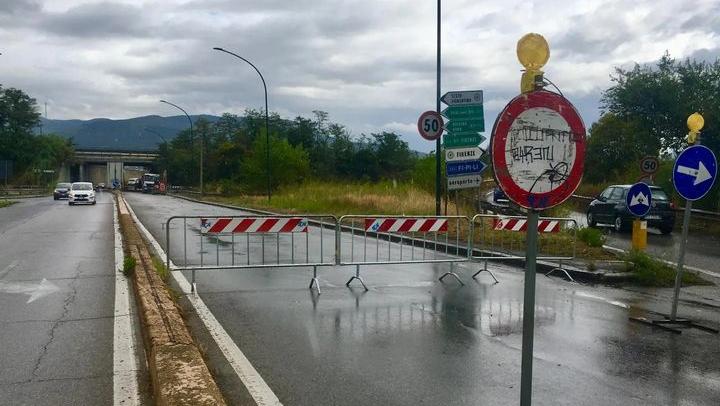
[490,90,586,210]
[417,110,444,141]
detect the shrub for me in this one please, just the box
[122,256,136,277]
[577,227,605,247]
[624,250,708,287]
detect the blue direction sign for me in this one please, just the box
[446,160,487,177]
[626,182,652,217]
[672,145,718,201]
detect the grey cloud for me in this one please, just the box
[0,0,40,14]
[39,2,150,38]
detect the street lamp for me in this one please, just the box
[159,99,202,195]
[212,47,271,200]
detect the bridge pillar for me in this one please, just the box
[79,163,85,182]
[107,161,124,188]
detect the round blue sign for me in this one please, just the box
[672,145,718,201]
[626,182,652,217]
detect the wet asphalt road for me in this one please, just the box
[127,192,720,406]
[0,194,116,405]
[571,211,720,272]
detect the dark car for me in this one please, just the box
[53,182,71,200]
[586,184,676,234]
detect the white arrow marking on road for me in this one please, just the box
[0,278,61,303]
[677,161,712,185]
[630,192,649,206]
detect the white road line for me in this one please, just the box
[113,196,142,406]
[122,195,282,406]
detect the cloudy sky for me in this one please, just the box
[1,0,719,151]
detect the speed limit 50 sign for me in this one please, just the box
[417,111,444,141]
[640,156,659,175]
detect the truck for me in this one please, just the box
[140,173,160,193]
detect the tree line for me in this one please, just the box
[157,109,435,194]
[0,85,74,185]
[585,54,720,209]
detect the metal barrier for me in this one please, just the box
[337,215,472,289]
[470,214,578,282]
[165,214,337,293]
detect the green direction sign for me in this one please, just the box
[443,133,486,148]
[445,118,485,134]
[441,105,484,121]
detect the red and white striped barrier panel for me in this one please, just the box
[492,218,560,233]
[364,218,448,233]
[201,217,309,234]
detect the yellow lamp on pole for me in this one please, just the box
[686,112,704,144]
[517,33,550,93]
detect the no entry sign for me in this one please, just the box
[490,90,586,210]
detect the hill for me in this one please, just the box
[37,115,221,151]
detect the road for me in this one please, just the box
[126,192,720,406]
[0,193,147,405]
[570,210,720,272]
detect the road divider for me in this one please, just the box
[116,194,226,406]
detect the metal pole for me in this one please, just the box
[670,201,692,321]
[212,47,271,201]
[520,210,539,406]
[435,0,442,216]
[159,100,197,193]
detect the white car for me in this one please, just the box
[68,182,97,205]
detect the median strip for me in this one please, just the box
[116,193,226,406]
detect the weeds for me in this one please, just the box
[122,256,136,277]
[152,257,170,281]
[624,250,709,287]
[577,227,605,247]
[0,200,17,208]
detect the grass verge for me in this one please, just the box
[152,256,170,282]
[624,250,710,287]
[0,200,17,208]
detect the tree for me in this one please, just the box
[242,132,310,192]
[0,86,42,173]
[601,54,720,208]
[584,114,650,183]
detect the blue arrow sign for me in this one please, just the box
[446,160,487,176]
[626,182,652,217]
[672,145,717,201]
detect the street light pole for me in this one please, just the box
[212,47,271,201]
[159,100,202,195]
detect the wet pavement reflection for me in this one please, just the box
[126,193,720,405]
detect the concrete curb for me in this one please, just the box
[168,193,628,284]
[117,193,226,406]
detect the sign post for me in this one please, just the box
[492,34,586,406]
[629,113,719,334]
[669,133,717,321]
[626,182,652,251]
[441,90,486,192]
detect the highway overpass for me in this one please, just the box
[61,149,159,186]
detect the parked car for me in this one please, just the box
[68,182,96,206]
[53,182,72,200]
[126,178,138,190]
[586,184,675,234]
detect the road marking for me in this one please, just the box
[122,195,283,406]
[113,195,142,406]
[0,278,61,303]
[0,260,20,279]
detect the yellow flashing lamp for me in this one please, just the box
[687,112,704,144]
[517,33,550,93]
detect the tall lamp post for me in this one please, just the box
[212,47,271,200]
[159,100,202,195]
